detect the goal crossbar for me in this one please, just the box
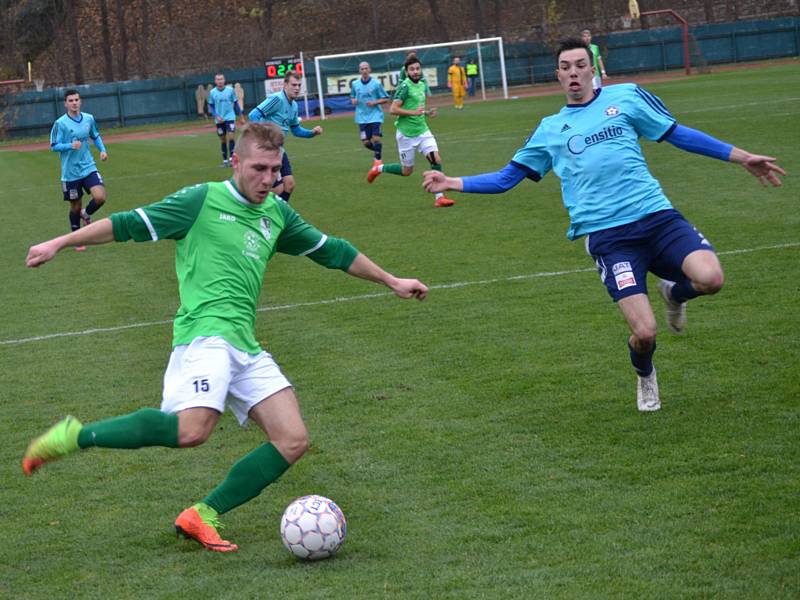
[313,36,508,119]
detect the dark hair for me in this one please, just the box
[283,70,301,82]
[556,38,593,64]
[404,55,421,69]
[63,89,80,100]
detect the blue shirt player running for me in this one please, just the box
[208,73,243,168]
[50,89,109,249]
[424,38,785,412]
[350,61,390,168]
[248,70,323,202]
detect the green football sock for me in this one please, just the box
[383,163,403,175]
[202,443,290,515]
[77,408,179,449]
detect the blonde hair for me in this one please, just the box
[237,122,285,156]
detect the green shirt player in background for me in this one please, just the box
[22,122,429,553]
[368,55,456,208]
[582,29,608,90]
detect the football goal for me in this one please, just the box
[313,36,508,119]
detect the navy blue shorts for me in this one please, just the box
[215,120,236,136]
[585,209,715,302]
[62,171,104,201]
[359,123,383,141]
[271,150,293,188]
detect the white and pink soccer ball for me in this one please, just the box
[280,494,347,560]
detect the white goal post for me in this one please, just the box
[313,35,508,120]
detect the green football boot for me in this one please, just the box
[22,416,82,475]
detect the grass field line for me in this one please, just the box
[10,97,798,196]
[2,241,797,348]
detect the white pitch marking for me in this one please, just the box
[1,242,797,347]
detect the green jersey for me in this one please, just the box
[589,43,602,73]
[393,78,429,138]
[110,181,358,354]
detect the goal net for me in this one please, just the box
[313,36,508,119]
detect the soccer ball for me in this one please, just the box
[280,494,347,560]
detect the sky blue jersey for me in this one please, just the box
[249,90,310,136]
[350,77,389,124]
[50,112,106,182]
[511,84,677,240]
[208,85,240,121]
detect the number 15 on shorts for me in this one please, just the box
[193,379,210,393]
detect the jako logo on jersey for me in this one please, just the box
[567,125,624,154]
[219,213,236,222]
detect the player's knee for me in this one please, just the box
[273,431,309,464]
[631,321,657,348]
[695,269,724,295]
[283,178,295,193]
[401,166,413,176]
[178,426,211,448]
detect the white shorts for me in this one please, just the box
[161,336,292,425]
[396,130,438,167]
[592,75,602,90]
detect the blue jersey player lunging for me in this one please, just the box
[50,89,109,250]
[208,73,243,167]
[247,70,322,202]
[423,38,785,412]
[350,61,390,167]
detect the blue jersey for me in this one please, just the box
[511,84,676,240]
[50,112,106,182]
[249,91,301,134]
[350,77,389,124]
[208,86,240,121]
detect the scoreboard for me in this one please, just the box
[264,57,303,80]
[264,56,305,95]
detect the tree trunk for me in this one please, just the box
[257,1,275,60]
[473,0,486,37]
[98,0,115,81]
[371,0,380,45]
[493,0,502,36]
[64,0,85,84]
[113,0,129,80]
[137,0,150,79]
[426,0,450,41]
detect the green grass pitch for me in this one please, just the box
[1,63,798,598]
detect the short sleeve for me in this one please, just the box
[111,183,208,242]
[510,124,552,179]
[276,203,358,270]
[393,82,408,103]
[630,86,676,141]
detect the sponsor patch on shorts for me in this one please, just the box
[612,261,636,290]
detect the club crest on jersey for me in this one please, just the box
[260,217,272,241]
[612,261,636,290]
[242,230,261,260]
[605,105,620,117]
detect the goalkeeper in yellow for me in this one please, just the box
[448,56,467,110]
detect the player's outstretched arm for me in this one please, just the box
[422,170,463,193]
[346,253,428,300]
[729,148,786,187]
[26,219,115,268]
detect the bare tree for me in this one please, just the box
[113,0,129,79]
[63,0,85,84]
[473,0,487,37]
[426,0,450,41]
[98,0,115,80]
[137,0,150,78]
[371,0,380,45]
